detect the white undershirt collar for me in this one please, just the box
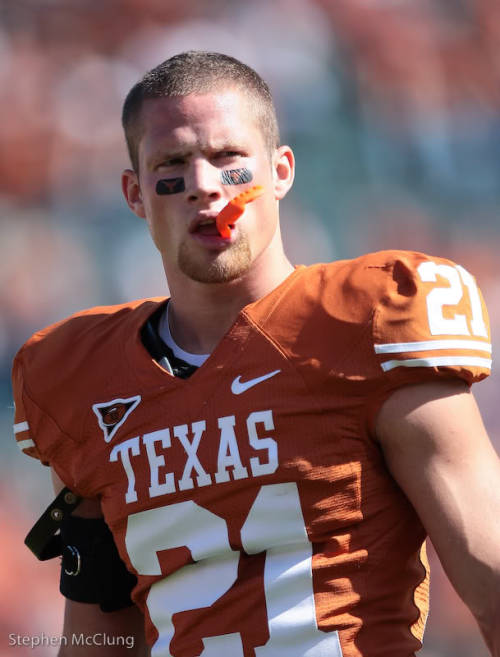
[158,303,210,367]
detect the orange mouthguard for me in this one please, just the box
[216,185,264,238]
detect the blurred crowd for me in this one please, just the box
[1,1,499,655]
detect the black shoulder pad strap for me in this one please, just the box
[25,487,82,560]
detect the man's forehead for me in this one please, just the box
[140,88,252,126]
[137,90,261,152]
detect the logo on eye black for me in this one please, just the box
[156,178,186,195]
[92,395,141,442]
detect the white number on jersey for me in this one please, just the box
[417,261,488,337]
[126,483,344,657]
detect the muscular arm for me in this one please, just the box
[376,379,500,657]
[51,471,150,657]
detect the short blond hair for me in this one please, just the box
[122,51,280,172]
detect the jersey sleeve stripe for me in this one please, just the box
[17,438,36,451]
[380,356,492,372]
[13,420,30,434]
[375,339,492,355]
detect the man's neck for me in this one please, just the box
[166,249,294,355]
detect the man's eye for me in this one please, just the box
[217,151,240,158]
[159,157,184,168]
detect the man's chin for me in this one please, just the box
[178,240,252,284]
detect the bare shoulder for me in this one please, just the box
[375,379,500,655]
[375,378,494,457]
[375,379,499,482]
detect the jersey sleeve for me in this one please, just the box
[11,345,77,475]
[371,252,492,385]
[12,350,46,462]
[344,251,493,436]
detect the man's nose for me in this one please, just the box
[186,159,222,204]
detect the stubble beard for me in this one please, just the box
[177,233,253,284]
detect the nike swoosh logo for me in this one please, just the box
[231,369,281,395]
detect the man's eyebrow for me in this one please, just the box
[146,149,191,165]
[209,141,248,151]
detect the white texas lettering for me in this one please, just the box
[110,436,141,503]
[174,421,212,490]
[215,415,249,483]
[110,410,278,504]
[143,428,175,498]
[248,410,278,476]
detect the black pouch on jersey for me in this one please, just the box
[24,487,82,560]
[60,514,137,612]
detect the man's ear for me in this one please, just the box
[122,169,146,219]
[273,145,295,201]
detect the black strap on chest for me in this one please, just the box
[141,303,199,379]
[24,486,82,560]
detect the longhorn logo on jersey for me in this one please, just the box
[92,395,141,442]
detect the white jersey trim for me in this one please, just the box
[375,339,492,355]
[381,356,492,372]
[14,420,29,434]
[17,438,35,451]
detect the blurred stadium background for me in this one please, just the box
[1,0,498,655]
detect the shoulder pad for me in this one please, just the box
[11,298,165,464]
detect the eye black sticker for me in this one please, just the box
[220,168,253,185]
[156,178,186,195]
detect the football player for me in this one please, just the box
[12,51,500,657]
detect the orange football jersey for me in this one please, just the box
[12,250,492,657]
